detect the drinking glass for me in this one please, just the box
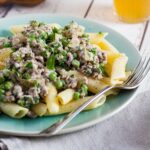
[114,0,150,23]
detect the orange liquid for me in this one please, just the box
[114,0,150,23]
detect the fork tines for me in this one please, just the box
[125,49,150,86]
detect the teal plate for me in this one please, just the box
[0,14,140,137]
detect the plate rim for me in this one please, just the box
[0,13,140,137]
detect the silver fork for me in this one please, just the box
[40,49,150,136]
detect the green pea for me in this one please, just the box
[16,72,21,78]
[82,84,88,91]
[4,81,13,90]
[29,33,36,39]
[33,96,40,105]
[3,42,11,48]
[55,80,63,89]
[99,63,105,75]
[46,55,55,70]
[53,42,61,49]
[23,73,31,80]
[81,84,88,94]
[0,76,5,84]
[62,80,66,85]
[42,51,49,59]
[29,38,35,44]
[48,47,55,53]
[62,56,67,62]
[23,96,33,108]
[52,27,60,34]
[38,39,45,45]
[40,32,48,39]
[73,53,77,58]
[25,62,33,69]
[3,69,10,78]
[64,25,69,30]
[30,20,39,27]
[58,54,67,67]
[72,60,80,68]
[91,48,97,55]
[61,38,69,47]
[98,31,103,34]
[32,80,40,87]
[49,72,57,81]
[39,22,45,26]
[61,51,67,56]
[0,94,5,101]
[12,48,16,52]
[0,88,5,101]
[73,92,80,100]
[48,33,55,42]
[82,34,89,38]
[17,99,25,107]
[13,54,22,62]
[0,84,4,89]
[0,89,5,95]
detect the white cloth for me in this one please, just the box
[1,86,150,150]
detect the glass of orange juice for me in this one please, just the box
[114,0,150,23]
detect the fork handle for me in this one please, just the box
[40,86,113,135]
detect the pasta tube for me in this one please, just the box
[110,54,128,85]
[45,95,106,115]
[57,89,75,105]
[10,25,28,34]
[0,48,12,69]
[45,83,59,114]
[88,32,108,45]
[98,39,119,53]
[0,102,28,118]
[31,103,47,117]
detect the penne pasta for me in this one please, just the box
[57,89,75,105]
[0,48,12,69]
[0,102,28,118]
[45,83,59,114]
[110,54,128,85]
[98,38,119,53]
[45,95,106,115]
[88,32,108,45]
[10,25,28,34]
[104,52,121,76]
[31,103,47,117]
[105,89,119,96]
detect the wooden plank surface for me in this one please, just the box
[138,21,150,91]
[6,0,92,17]
[87,0,146,48]
[0,5,11,17]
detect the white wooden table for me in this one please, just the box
[0,0,150,150]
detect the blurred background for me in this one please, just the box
[0,0,149,23]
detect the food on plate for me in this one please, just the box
[0,20,128,118]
